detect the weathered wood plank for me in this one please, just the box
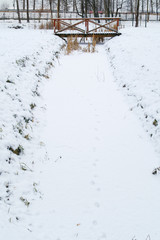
[55,32,121,38]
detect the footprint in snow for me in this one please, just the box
[98,233,107,240]
[92,220,98,226]
[90,180,96,185]
[96,187,101,192]
[95,136,100,141]
[94,202,100,208]
[96,120,101,124]
[92,147,96,152]
[93,174,98,178]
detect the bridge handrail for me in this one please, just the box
[52,17,121,35]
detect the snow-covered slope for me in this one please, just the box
[106,22,160,163]
[0,25,63,232]
[1,21,160,240]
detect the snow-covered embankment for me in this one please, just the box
[106,23,160,162]
[0,27,62,229]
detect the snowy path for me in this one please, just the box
[33,48,160,240]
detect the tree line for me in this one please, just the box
[15,0,160,26]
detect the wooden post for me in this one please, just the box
[57,19,59,31]
[117,18,119,28]
[85,19,89,33]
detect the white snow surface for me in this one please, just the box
[39,49,160,240]
[0,25,63,237]
[106,22,160,158]
[1,23,160,240]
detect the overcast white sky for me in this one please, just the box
[0,0,13,8]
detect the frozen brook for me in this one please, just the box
[30,47,160,240]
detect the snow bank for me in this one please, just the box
[105,22,160,162]
[0,26,63,232]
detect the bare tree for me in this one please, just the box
[33,0,36,10]
[147,0,149,21]
[115,0,124,16]
[135,0,140,27]
[16,0,21,23]
[85,0,88,17]
[156,0,159,20]
[92,0,99,17]
[23,0,25,10]
[73,0,76,12]
[150,0,154,12]
[75,0,84,17]
[63,0,68,12]
[26,0,30,22]
[57,0,60,18]
[49,0,53,18]
[104,0,111,17]
[81,0,84,18]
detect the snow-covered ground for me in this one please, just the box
[0,24,63,236]
[37,50,160,240]
[106,22,160,162]
[1,21,160,240]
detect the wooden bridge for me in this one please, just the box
[52,17,121,39]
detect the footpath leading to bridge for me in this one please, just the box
[31,46,160,240]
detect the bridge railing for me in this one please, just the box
[52,17,121,35]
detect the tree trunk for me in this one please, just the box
[135,0,140,27]
[33,0,36,10]
[49,0,53,18]
[84,0,88,18]
[107,0,111,17]
[23,0,25,10]
[112,0,114,17]
[16,0,21,23]
[92,0,99,17]
[26,0,30,23]
[141,0,144,13]
[63,0,68,13]
[81,0,84,18]
[156,0,158,20]
[130,0,133,13]
[150,0,153,13]
[42,0,44,10]
[147,0,149,21]
[103,0,108,16]
[57,0,60,18]
[73,0,76,12]
[115,0,124,17]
